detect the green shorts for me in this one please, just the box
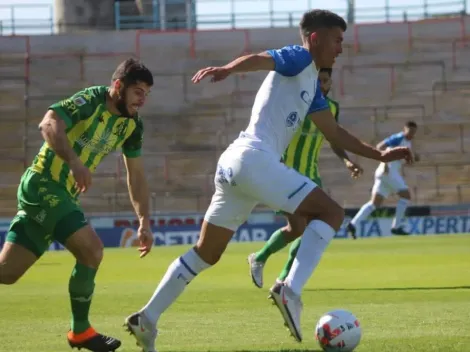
[275,176,322,215]
[5,169,88,257]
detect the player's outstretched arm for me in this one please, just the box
[309,110,413,163]
[378,135,419,162]
[123,156,153,257]
[192,45,312,83]
[192,52,275,83]
[376,140,388,150]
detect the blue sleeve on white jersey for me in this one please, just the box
[307,81,329,114]
[266,45,312,77]
[384,132,405,147]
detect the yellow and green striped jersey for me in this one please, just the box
[283,97,339,181]
[30,86,144,197]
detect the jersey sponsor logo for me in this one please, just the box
[62,99,79,113]
[300,91,312,105]
[77,129,118,154]
[286,111,299,128]
[73,96,87,106]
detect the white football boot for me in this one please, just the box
[269,282,303,342]
[247,253,265,288]
[125,312,158,352]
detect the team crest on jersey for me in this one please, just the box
[113,121,127,137]
[286,111,299,128]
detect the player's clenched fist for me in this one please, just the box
[69,158,92,193]
[380,147,413,164]
[192,66,231,83]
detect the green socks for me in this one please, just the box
[69,262,97,333]
[278,237,301,282]
[254,229,289,263]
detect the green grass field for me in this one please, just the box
[1,234,470,352]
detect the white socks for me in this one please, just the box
[141,248,211,326]
[351,198,409,229]
[285,220,336,296]
[350,201,376,227]
[392,198,410,228]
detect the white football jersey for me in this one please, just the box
[376,131,412,175]
[231,45,329,157]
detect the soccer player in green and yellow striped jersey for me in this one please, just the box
[248,68,363,289]
[0,58,155,351]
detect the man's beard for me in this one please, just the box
[116,89,134,117]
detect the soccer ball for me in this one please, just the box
[315,309,362,351]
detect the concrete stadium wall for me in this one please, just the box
[1,16,469,58]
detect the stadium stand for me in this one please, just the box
[1,17,470,216]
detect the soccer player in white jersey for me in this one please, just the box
[347,121,418,237]
[124,10,412,349]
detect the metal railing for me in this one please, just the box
[115,0,467,31]
[0,4,53,35]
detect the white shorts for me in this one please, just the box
[204,146,317,231]
[372,172,408,198]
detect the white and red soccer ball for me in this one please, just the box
[315,309,362,351]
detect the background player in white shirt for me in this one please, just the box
[124,10,412,350]
[347,121,418,237]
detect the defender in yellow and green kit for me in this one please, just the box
[0,59,155,352]
[248,68,364,290]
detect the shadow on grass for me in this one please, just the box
[305,285,470,292]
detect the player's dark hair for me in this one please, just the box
[406,121,417,128]
[112,58,153,87]
[300,10,347,38]
[320,68,332,76]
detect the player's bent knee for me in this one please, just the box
[194,221,234,265]
[283,226,302,241]
[84,246,104,269]
[65,224,104,269]
[328,204,345,232]
[194,237,227,265]
[194,246,224,266]
[295,187,344,232]
[0,255,17,284]
[285,216,307,240]
[0,241,38,285]
[308,199,344,232]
